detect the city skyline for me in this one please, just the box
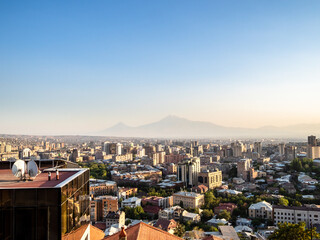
[1,1,320,135]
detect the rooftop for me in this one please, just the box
[103,222,182,240]
[173,191,202,198]
[0,168,88,189]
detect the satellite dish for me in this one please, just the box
[27,160,39,178]
[12,160,27,179]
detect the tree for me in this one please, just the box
[174,222,185,237]
[279,198,289,206]
[268,222,320,240]
[201,209,214,221]
[292,200,302,207]
[217,210,231,221]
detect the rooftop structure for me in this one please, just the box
[103,222,182,240]
[0,163,90,240]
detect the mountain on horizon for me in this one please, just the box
[93,115,320,138]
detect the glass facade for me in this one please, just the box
[0,169,90,240]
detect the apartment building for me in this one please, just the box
[273,205,320,227]
[172,191,204,209]
[248,201,273,219]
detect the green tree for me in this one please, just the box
[279,198,289,206]
[268,222,320,240]
[217,210,231,221]
[292,200,302,207]
[174,222,185,237]
[201,209,214,221]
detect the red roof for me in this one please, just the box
[143,205,162,214]
[154,219,177,231]
[103,222,182,240]
[62,224,105,240]
[93,222,107,232]
[0,169,80,188]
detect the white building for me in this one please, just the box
[273,205,320,227]
[248,201,272,219]
[177,158,200,187]
[121,197,141,208]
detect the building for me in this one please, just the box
[61,224,105,240]
[307,146,320,159]
[254,142,262,155]
[308,135,317,146]
[278,143,285,156]
[165,154,186,164]
[154,219,177,234]
[273,205,320,227]
[285,146,297,161]
[103,222,183,240]
[231,141,245,157]
[117,187,138,199]
[172,191,204,209]
[0,165,90,239]
[105,211,125,228]
[90,180,117,197]
[112,153,133,162]
[158,206,184,220]
[91,195,118,222]
[181,210,201,222]
[197,169,222,189]
[142,196,173,209]
[116,143,122,156]
[193,184,208,193]
[237,158,252,180]
[177,158,200,187]
[121,197,141,208]
[248,201,273,219]
[214,203,237,215]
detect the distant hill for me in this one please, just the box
[93,115,320,138]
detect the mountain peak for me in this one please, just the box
[161,115,186,121]
[111,122,129,128]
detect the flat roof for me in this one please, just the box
[0,168,88,189]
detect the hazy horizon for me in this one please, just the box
[1,1,320,135]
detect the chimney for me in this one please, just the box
[119,226,127,240]
[48,172,51,181]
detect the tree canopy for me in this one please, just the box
[268,222,320,240]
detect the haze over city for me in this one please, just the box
[1,0,320,136]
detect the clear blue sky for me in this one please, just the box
[1,1,320,134]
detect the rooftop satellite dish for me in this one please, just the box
[12,160,27,180]
[27,160,39,178]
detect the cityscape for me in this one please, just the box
[2,135,320,239]
[1,1,320,240]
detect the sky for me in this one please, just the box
[1,0,320,135]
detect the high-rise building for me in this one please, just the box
[231,141,244,157]
[254,142,262,155]
[0,164,90,239]
[237,158,252,180]
[285,146,297,161]
[308,135,317,146]
[278,143,285,156]
[177,158,201,187]
[116,143,122,156]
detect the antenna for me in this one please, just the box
[27,160,39,178]
[12,160,27,180]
